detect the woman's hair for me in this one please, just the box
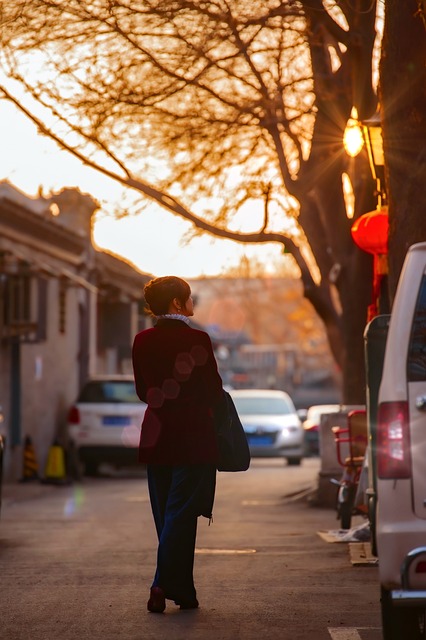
[143,276,191,316]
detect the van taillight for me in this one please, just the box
[377,401,411,479]
[67,406,80,425]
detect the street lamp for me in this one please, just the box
[361,110,386,207]
[343,108,386,205]
[343,108,389,320]
[343,114,364,158]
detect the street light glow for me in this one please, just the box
[343,116,364,158]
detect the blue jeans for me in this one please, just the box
[147,463,216,602]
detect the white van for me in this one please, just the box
[377,242,426,639]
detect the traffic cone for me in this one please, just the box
[21,435,39,482]
[43,439,68,484]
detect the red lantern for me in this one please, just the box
[351,207,389,322]
[351,206,388,255]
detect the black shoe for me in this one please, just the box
[175,597,199,610]
[147,587,166,613]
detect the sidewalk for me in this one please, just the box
[2,480,60,507]
[1,462,147,507]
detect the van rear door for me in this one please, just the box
[407,270,426,519]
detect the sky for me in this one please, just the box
[0,99,287,279]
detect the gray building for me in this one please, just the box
[0,182,151,480]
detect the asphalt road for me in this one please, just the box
[0,458,382,640]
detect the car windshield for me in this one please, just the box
[78,381,139,403]
[232,395,294,416]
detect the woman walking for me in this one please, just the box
[132,276,223,613]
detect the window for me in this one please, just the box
[0,272,48,343]
[3,274,31,326]
[231,395,294,416]
[407,274,426,382]
[59,282,67,334]
[36,277,47,341]
[78,380,139,403]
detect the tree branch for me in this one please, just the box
[0,82,315,288]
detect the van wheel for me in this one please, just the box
[381,587,426,639]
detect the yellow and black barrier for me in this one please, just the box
[21,435,39,482]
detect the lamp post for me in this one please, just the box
[343,109,389,320]
[361,110,386,207]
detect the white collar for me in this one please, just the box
[157,313,191,325]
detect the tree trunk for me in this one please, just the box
[380,0,426,299]
[295,1,379,403]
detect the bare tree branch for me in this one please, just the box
[0,0,380,398]
[0,81,313,280]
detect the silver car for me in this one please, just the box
[67,375,146,476]
[229,389,304,465]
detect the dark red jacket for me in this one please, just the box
[132,318,223,464]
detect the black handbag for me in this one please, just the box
[214,390,250,472]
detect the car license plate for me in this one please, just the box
[247,435,274,446]
[102,416,131,426]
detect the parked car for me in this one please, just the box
[375,242,426,639]
[229,389,303,465]
[302,404,342,456]
[67,376,146,475]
